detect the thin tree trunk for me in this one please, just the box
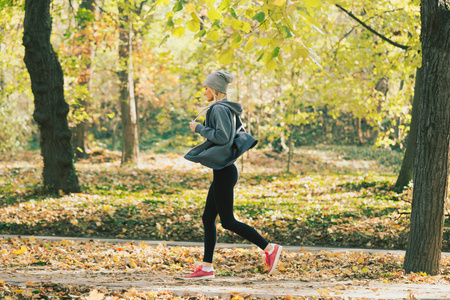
[394,67,423,191]
[23,0,80,193]
[403,0,450,275]
[287,127,292,173]
[357,118,363,145]
[118,6,140,166]
[73,0,96,159]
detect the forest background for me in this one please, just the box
[0,0,420,156]
[1,0,450,290]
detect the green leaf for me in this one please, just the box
[280,26,293,38]
[252,12,265,23]
[230,8,238,18]
[232,33,242,45]
[256,52,264,62]
[195,29,207,38]
[271,47,280,59]
[187,20,200,32]
[172,1,183,12]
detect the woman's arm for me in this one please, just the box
[194,106,232,145]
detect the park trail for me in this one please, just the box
[1,235,450,300]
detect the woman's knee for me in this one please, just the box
[221,218,239,231]
[202,213,216,226]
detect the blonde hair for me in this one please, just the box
[193,87,228,122]
[209,87,227,102]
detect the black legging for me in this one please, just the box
[202,164,269,263]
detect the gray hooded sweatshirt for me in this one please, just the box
[184,99,257,170]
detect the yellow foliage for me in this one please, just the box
[207,8,222,20]
[13,246,27,255]
[187,20,200,32]
[172,27,185,38]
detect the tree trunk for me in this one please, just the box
[118,6,140,166]
[356,118,364,145]
[23,0,80,194]
[403,0,450,275]
[394,67,423,192]
[73,0,96,159]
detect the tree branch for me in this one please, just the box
[335,4,410,50]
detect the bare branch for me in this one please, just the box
[335,4,410,50]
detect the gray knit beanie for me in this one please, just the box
[204,71,234,94]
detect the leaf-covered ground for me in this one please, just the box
[0,147,450,250]
[1,146,450,299]
[1,236,450,299]
[0,146,449,251]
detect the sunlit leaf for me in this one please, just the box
[241,21,251,33]
[172,26,185,38]
[244,36,255,51]
[257,37,269,46]
[207,30,221,41]
[191,12,201,22]
[273,0,286,6]
[187,20,200,32]
[185,3,196,12]
[303,0,321,7]
[230,19,243,30]
[218,0,231,12]
[266,59,278,70]
[219,49,234,64]
[207,8,222,20]
[205,0,216,8]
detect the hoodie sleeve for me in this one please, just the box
[194,105,232,145]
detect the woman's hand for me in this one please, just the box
[189,121,199,132]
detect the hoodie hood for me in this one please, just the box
[211,99,243,116]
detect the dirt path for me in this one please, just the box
[2,268,450,299]
[1,235,450,299]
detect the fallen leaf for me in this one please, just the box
[88,289,104,300]
[13,246,27,255]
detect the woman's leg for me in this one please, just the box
[213,164,269,250]
[202,181,218,263]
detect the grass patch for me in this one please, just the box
[0,146,448,250]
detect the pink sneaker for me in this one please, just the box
[265,244,282,275]
[184,264,215,280]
